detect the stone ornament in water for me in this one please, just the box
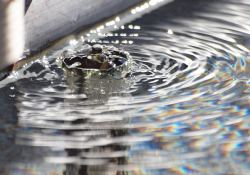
[60,44,132,78]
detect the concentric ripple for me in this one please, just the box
[1,0,250,174]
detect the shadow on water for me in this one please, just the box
[60,75,132,174]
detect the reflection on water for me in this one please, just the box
[1,0,250,174]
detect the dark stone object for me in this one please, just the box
[60,44,132,78]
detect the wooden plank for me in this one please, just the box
[25,0,143,50]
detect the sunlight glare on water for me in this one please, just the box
[1,0,250,174]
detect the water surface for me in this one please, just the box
[1,0,250,174]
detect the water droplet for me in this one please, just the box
[101,89,105,94]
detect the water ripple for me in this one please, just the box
[1,0,250,174]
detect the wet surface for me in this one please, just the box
[61,44,132,78]
[1,0,250,174]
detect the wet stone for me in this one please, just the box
[92,44,103,54]
[77,57,102,69]
[63,56,83,66]
[113,57,127,67]
[111,50,120,55]
[60,44,132,78]
[100,62,115,70]
[119,52,128,58]
[104,51,112,57]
